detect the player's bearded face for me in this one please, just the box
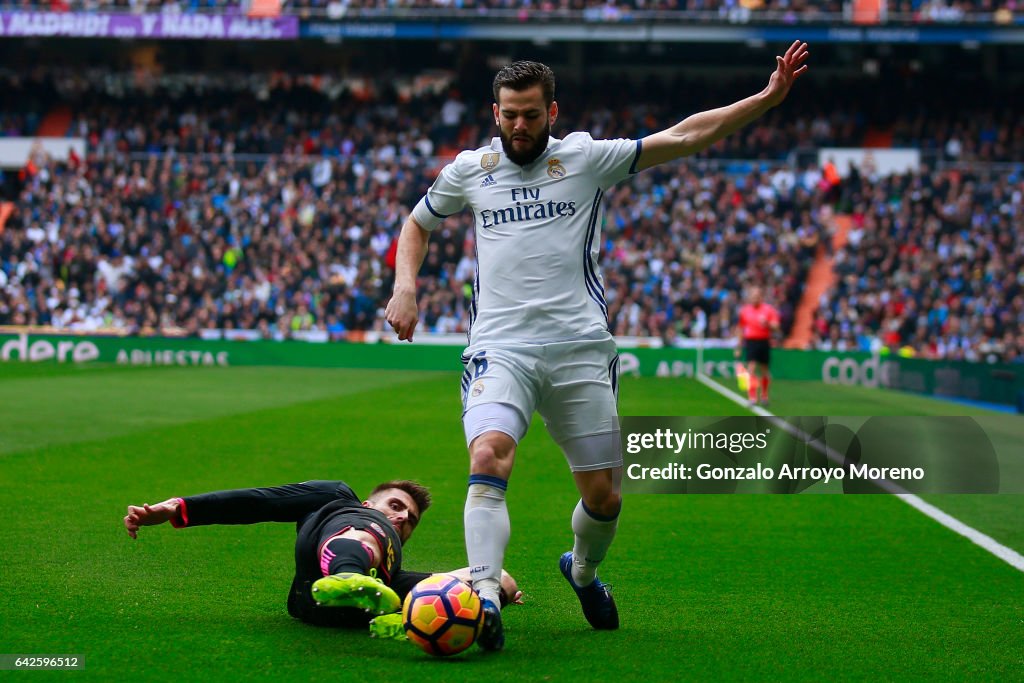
[499,118,550,166]
[495,86,555,166]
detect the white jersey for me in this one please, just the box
[411,132,641,349]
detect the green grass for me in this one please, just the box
[725,378,1024,552]
[1,365,1022,680]
[751,378,1007,417]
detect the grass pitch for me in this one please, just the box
[1,364,1022,680]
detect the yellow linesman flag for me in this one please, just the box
[735,362,750,393]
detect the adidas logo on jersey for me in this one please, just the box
[480,174,497,187]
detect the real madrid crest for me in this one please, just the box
[481,153,500,172]
[547,158,567,179]
[471,381,485,397]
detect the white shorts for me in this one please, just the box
[460,337,622,469]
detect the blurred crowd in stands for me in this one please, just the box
[3,69,1020,163]
[0,0,1019,24]
[0,143,822,347]
[0,69,1021,363]
[813,166,1023,363]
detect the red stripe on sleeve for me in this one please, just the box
[170,497,189,528]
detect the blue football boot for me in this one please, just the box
[559,551,619,630]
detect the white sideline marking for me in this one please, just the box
[695,372,1024,573]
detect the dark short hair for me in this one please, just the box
[492,61,556,107]
[371,479,432,515]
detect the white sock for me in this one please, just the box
[465,477,509,606]
[571,499,619,587]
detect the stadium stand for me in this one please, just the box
[811,167,1023,363]
[0,0,1018,22]
[0,67,1020,361]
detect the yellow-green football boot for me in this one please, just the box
[311,569,401,616]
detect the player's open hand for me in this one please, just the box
[385,290,420,342]
[124,499,180,539]
[765,40,809,108]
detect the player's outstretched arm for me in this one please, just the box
[124,498,181,539]
[385,217,431,342]
[636,41,809,171]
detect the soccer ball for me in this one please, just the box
[402,574,484,656]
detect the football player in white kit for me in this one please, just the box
[386,42,809,651]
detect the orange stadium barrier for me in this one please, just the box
[851,0,884,25]
[36,105,73,138]
[863,128,894,148]
[784,214,853,349]
[0,202,13,235]
[247,0,282,18]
